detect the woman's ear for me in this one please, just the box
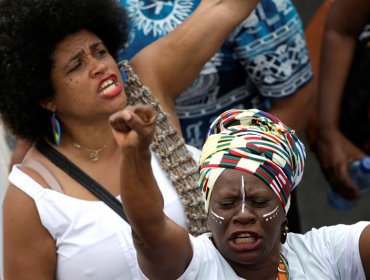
[40,98,56,112]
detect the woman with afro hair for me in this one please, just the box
[0,0,259,278]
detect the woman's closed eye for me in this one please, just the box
[68,61,83,73]
[251,199,269,208]
[218,200,237,209]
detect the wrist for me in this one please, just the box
[122,147,152,161]
[199,0,258,27]
[317,126,341,140]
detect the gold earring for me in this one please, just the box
[281,220,289,244]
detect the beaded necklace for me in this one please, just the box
[277,253,290,280]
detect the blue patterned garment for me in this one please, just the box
[119,0,313,149]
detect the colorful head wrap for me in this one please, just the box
[199,109,306,213]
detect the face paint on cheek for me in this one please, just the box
[241,176,246,213]
[262,205,279,222]
[210,209,225,224]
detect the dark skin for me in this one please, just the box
[317,0,370,199]
[111,106,286,280]
[359,225,370,278]
[206,169,286,280]
[110,105,193,280]
[111,104,370,279]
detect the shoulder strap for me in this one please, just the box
[22,159,63,193]
[35,139,129,223]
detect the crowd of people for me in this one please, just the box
[0,0,369,279]
[118,0,316,234]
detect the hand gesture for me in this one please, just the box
[109,104,157,151]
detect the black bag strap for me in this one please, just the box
[35,139,129,223]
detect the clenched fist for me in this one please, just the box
[109,104,157,151]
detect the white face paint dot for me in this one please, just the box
[210,209,224,224]
[262,205,279,222]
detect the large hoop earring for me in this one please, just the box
[50,112,61,146]
[281,220,289,244]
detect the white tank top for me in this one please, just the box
[8,146,200,280]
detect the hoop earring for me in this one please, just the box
[281,220,289,244]
[50,112,61,146]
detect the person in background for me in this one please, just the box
[0,0,259,278]
[316,0,370,201]
[111,107,370,279]
[119,0,315,233]
[339,38,370,155]
[120,0,314,148]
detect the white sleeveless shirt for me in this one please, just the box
[8,146,200,280]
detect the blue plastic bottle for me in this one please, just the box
[327,156,370,211]
[348,156,370,193]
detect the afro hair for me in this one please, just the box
[0,0,128,141]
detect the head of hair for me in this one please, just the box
[0,0,128,141]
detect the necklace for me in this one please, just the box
[277,253,290,280]
[72,138,112,162]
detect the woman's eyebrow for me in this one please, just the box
[63,41,104,70]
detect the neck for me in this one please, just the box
[61,116,113,143]
[55,124,117,163]
[230,247,282,280]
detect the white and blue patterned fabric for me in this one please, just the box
[118,0,313,148]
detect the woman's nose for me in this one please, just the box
[232,203,257,225]
[90,58,108,77]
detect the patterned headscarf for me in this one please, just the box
[199,109,306,213]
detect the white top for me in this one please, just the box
[8,145,200,280]
[139,222,369,280]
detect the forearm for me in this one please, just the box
[317,0,369,132]
[317,30,356,131]
[131,0,259,100]
[120,143,193,280]
[120,147,166,243]
[157,0,260,92]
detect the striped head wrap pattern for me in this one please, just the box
[199,109,306,213]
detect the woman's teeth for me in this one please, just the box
[234,233,256,244]
[100,80,117,95]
